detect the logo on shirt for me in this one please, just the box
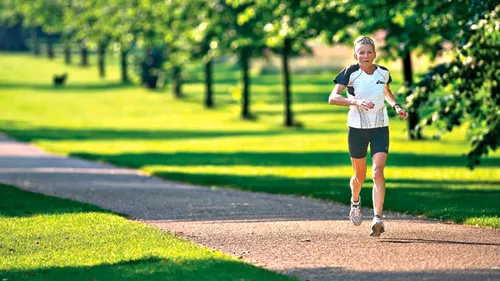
[376,80,385,84]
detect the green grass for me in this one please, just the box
[0,183,298,281]
[0,52,499,230]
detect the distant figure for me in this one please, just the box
[53,73,67,86]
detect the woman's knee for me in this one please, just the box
[372,168,385,182]
[353,173,366,184]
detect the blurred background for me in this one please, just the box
[0,0,498,228]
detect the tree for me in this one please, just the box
[67,0,114,76]
[260,0,353,127]
[95,0,145,83]
[219,0,267,119]
[258,0,308,127]
[15,0,59,57]
[159,0,193,97]
[38,0,64,59]
[405,2,499,168]
[186,0,225,107]
[65,0,93,67]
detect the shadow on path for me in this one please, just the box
[282,267,500,281]
[379,237,500,246]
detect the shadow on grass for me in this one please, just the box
[0,256,297,281]
[69,151,500,168]
[150,171,500,224]
[0,126,334,142]
[255,107,336,116]
[180,82,332,104]
[0,82,135,92]
[248,91,331,105]
[205,77,334,86]
[253,75,335,86]
[0,183,118,218]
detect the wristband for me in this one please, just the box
[392,103,401,110]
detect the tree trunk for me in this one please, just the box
[46,35,54,59]
[204,59,214,108]
[80,43,88,67]
[282,38,293,127]
[402,51,421,139]
[64,41,71,64]
[173,66,182,98]
[240,49,251,119]
[98,44,106,78]
[32,27,40,56]
[120,48,129,83]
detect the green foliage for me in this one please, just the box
[218,0,266,56]
[13,0,64,34]
[183,1,223,62]
[159,0,195,69]
[0,0,22,26]
[258,0,309,51]
[406,3,499,168]
[256,0,351,53]
[329,1,460,60]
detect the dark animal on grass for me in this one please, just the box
[53,73,67,86]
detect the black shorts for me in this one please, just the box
[348,126,389,159]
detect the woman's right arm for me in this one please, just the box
[328,84,374,110]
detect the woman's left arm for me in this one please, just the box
[384,85,408,120]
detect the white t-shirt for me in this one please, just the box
[334,64,392,129]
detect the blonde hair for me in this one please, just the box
[353,36,375,51]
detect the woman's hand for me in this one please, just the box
[353,99,375,111]
[396,106,408,120]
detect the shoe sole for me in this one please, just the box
[370,222,385,237]
[349,205,362,226]
[350,218,362,226]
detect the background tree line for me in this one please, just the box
[0,0,497,168]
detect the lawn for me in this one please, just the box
[0,183,298,281]
[0,52,499,230]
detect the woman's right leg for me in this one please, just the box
[347,127,369,225]
[348,127,368,202]
[350,157,367,202]
[349,157,367,226]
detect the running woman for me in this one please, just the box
[328,36,408,237]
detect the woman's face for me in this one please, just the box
[354,43,376,66]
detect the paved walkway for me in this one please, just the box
[0,133,499,281]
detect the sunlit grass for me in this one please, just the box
[0,52,498,229]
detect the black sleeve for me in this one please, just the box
[378,65,392,84]
[333,67,350,86]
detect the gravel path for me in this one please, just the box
[0,134,499,281]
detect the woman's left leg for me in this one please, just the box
[371,152,387,217]
[368,127,389,237]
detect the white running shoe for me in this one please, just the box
[349,197,363,226]
[370,215,385,237]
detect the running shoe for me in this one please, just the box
[349,197,363,226]
[370,215,385,237]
